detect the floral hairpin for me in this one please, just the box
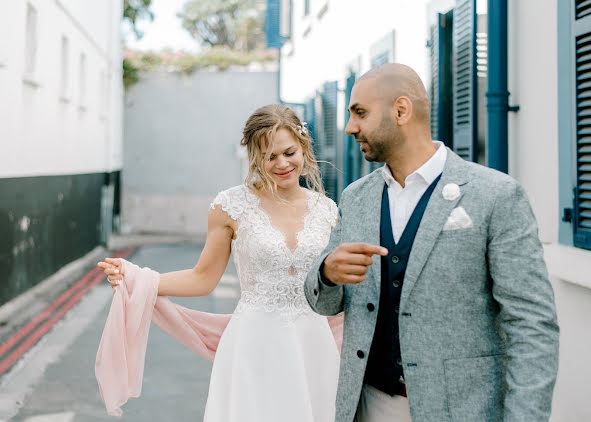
[297,121,309,136]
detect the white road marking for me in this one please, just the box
[212,287,239,299]
[218,275,239,286]
[22,411,75,422]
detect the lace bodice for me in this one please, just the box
[210,185,338,318]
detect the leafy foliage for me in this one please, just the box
[123,48,276,83]
[177,0,265,51]
[123,0,155,39]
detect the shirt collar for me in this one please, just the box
[381,141,447,188]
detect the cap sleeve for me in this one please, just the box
[210,186,247,221]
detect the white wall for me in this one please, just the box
[280,0,432,104]
[507,1,591,420]
[121,69,278,235]
[508,0,559,244]
[0,0,123,178]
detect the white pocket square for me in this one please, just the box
[442,206,473,231]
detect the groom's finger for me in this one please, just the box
[344,243,388,257]
[340,264,370,276]
[343,253,374,266]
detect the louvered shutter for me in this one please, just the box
[320,81,339,200]
[452,0,477,161]
[265,0,283,48]
[430,23,440,140]
[573,0,591,248]
[305,98,317,157]
[343,73,361,186]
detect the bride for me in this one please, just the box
[98,104,341,421]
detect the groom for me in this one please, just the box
[305,63,559,422]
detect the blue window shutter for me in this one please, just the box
[430,11,454,148]
[430,23,439,140]
[573,0,591,249]
[343,73,361,186]
[319,81,339,201]
[452,0,478,161]
[305,98,317,155]
[265,0,283,49]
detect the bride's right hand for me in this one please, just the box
[97,258,123,289]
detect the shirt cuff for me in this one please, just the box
[319,262,337,287]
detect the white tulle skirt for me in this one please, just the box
[203,310,340,422]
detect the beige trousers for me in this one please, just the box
[355,384,412,422]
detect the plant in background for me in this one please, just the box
[122,0,272,88]
[122,0,154,89]
[123,48,276,77]
[177,0,265,52]
[123,0,154,39]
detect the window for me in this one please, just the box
[452,0,478,162]
[571,1,591,249]
[558,0,591,250]
[24,3,38,78]
[59,36,69,101]
[78,53,86,110]
[304,0,310,16]
[99,70,108,117]
[280,0,292,39]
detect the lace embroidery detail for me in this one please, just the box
[210,185,337,320]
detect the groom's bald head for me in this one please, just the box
[358,63,431,125]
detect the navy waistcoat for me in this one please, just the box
[364,175,441,396]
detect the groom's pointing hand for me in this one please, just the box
[321,243,388,285]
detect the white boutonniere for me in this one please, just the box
[442,183,461,200]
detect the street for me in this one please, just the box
[0,242,239,422]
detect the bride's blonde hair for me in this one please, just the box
[241,104,324,195]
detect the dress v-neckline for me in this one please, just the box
[245,186,313,254]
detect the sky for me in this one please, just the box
[123,0,200,52]
[123,0,488,53]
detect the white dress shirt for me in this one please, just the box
[381,142,447,243]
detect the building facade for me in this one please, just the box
[269,0,591,419]
[0,0,124,305]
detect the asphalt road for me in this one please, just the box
[0,242,240,422]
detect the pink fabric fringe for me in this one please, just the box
[95,259,343,417]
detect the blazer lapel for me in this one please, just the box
[352,171,384,300]
[401,150,471,304]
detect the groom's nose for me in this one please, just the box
[345,117,359,136]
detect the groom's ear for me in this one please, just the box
[392,96,413,126]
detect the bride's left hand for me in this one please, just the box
[97,258,123,288]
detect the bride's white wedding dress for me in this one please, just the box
[204,185,340,422]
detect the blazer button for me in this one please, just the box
[367,303,375,311]
[357,350,365,359]
[391,255,400,264]
[392,279,401,288]
[313,288,318,296]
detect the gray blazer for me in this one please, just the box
[305,149,559,422]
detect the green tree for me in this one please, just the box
[123,0,154,39]
[178,0,265,52]
[122,0,154,89]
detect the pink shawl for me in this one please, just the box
[95,259,343,417]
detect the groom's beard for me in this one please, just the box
[357,117,397,162]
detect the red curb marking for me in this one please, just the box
[0,247,136,376]
[0,268,102,357]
